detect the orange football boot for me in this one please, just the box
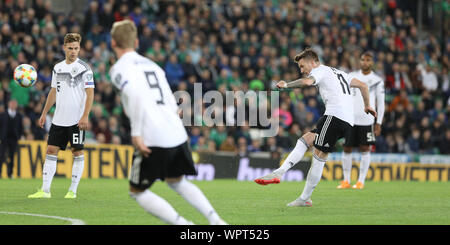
[352,181,364,189]
[337,180,351,189]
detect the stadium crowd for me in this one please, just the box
[0,0,449,159]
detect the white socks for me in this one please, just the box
[342,151,371,184]
[69,155,84,193]
[358,152,371,184]
[300,154,326,201]
[130,189,191,225]
[130,178,223,225]
[168,177,221,225]
[342,152,352,183]
[275,138,309,175]
[42,155,57,193]
[42,154,85,194]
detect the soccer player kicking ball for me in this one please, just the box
[337,51,385,190]
[109,20,226,225]
[254,49,377,207]
[28,33,94,199]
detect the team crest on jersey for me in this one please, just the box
[86,73,93,81]
[114,74,122,87]
[71,67,78,75]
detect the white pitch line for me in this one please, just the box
[0,211,86,225]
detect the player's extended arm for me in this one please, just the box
[276,76,315,89]
[350,78,377,118]
[38,88,56,128]
[78,88,94,130]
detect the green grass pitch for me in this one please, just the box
[0,178,449,225]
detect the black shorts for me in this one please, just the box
[310,115,352,153]
[47,124,85,150]
[129,141,197,190]
[344,125,376,147]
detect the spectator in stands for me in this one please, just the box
[418,64,439,93]
[234,121,252,146]
[210,125,227,150]
[388,89,410,113]
[220,135,237,152]
[275,127,291,151]
[438,129,450,154]
[419,129,436,154]
[288,123,302,147]
[0,99,23,178]
[93,117,112,144]
[236,137,248,157]
[83,1,100,34]
[189,126,201,149]
[262,137,277,152]
[248,138,262,153]
[201,139,214,153]
[0,0,448,156]
[165,53,185,91]
[405,127,421,153]
[385,62,413,93]
[292,101,308,128]
[273,102,293,129]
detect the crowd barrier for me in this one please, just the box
[1,140,449,181]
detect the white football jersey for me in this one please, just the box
[51,58,95,126]
[349,70,385,126]
[109,51,187,148]
[309,64,355,126]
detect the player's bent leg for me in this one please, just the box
[277,136,312,173]
[129,185,194,225]
[254,132,315,186]
[167,176,227,225]
[338,146,353,189]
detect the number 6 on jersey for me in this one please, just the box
[73,130,84,144]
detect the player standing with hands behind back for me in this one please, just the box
[337,51,385,190]
[255,48,377,207]
[28,33,94,199]
[109,20,226,225]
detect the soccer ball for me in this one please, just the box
[14,64,37,87]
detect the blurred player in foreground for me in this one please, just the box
[109,20,226,225]
[28,33,94,199]
[254,48,377,207]
[337,51,385,190]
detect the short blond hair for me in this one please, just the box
[111,19,137,49]
[294,48,319,63]
[64,33,82,45]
